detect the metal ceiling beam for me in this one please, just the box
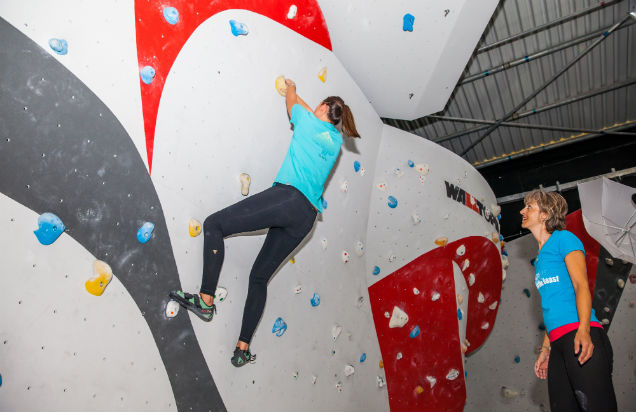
[476,0,623,53]
[459,13,634,158]
[428,115,636,136]
[430,79,636,143]
[462,21,634,84]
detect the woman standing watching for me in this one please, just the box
[521,190,616,411]
[170,79,360,367]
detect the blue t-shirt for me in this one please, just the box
[274,104,343,212]
[534,230,599,333]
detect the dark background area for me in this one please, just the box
[478,133,636,241]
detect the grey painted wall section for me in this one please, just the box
[0,18,224,412]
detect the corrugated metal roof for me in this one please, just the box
[384,0,636,167]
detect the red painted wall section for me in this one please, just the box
[134,0,332,172]
[368,236,502,412]
[565,209,600,293]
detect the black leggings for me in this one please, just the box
[548,327,617,412]
[200,183,317,344]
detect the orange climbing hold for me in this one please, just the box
[434,237,448,247]
[379,360,384,368]
[85,260,114,296]
[415,385,424,394]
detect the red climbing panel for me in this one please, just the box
[369,236,502,412]
[565,209,600,293]
[135,0,332,172]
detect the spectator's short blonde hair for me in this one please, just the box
[524,189,568,233]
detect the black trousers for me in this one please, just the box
[548,327,617,412]
[200,183,317,344]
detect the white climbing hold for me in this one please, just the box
[340,180,349,193]
[426,376,437,388]
[457,294,464,305]
[501,256,509,269]
[312,375,317,384]
[336,381,343,392]
[239,173,251,196]
[355,241,365,256]
[413,287,420,295]
[502,386,520,398]
[461,259,470,271]
[359,167,366,176]
[446,369,459,380]
[461,343,468,353]
[431,291,440,301]
[491,204,501,216]
[388,252,396,262]
[464,338,471,348]
[214,287,228,302]
[377,182,388,192]
[341,250,350,263]
[384,311,390,318]
[166,300,180,318]
[502,269,507,281]
[442,213,449,220]
[344,365,355,377]
[481,322,490,330]
[489,301,498,310]
[477,292,485,303]
[412,212,421,224]
[414,163,430,175]
[377,376,385,388]
[321,238,328,250]
[418,175,426,184]
[618,278,625,289]
[332,324,343,341]
[393,168,405,177]
[468,273,475,286]
[389,306,409,328]
[456,245,466,256]
[287,4,297,19]
[396,352,403,360]
[292,371,299,379]
[294,285,302,294]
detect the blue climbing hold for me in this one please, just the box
[465,371,468,377]
[360,353,367,363]
[140,66,156,85]
[163,7,179,25]
[48,38,68,55]
[372,266,381,275]
[502,249,508,256]
[523,288,531,298]
[136,222,154,243]
[514,355,521,363]
[409,325,420,338]
[229,19,249,36]
[272,317,287,337]
[497,214,502,221]
[0,373,2,387]
[403,13,415,31]
[457,309,463,320]
[34,212,65,245]
[407,160,414,167]
[353,160,361,172]
[499,234,504,241]
[387,196,398,208]
[321,197,328,209]
[310,293,320,307]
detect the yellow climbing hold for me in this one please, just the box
[379,360,384,368]
[275,75,287,96]
[85,260,113,296]
[434,237,448,247]
[188,218,202,237]
[415,385,424,394]
[317,67,327,83]
[290,257,295,264]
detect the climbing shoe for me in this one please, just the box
[169,291,216,321]
[231,347,256,367]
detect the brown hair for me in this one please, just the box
[523,189,568,233]
[322,96,360,138]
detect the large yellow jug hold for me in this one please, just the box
[189,218,202,237]
[275,75,287,96]
[317,66,327,83]
[85,260,114,296]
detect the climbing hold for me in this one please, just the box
[502,269,507,281]
[360,353,367,363]
[321,238,328,250]
[0,373,2,387]
[294,285,302,294]
[310,293,320,307]
[434,237,448,247]
[387,196,398,208]
[379,360,384,368]
[497,214,502,221]
[355,241,365,256]
[409,325,420,338]
[377,182,388,192]
[373,266,381,275]
[491,232,499,243]
[461,259,470,271]
[332,324,343,341]
[388,253,397,262]
[321,197,328,209]
[336,381,343,392]
[384,311,390,318]
[272,317,287,337]
[287,4,297,19]
[629,273,636,284]
[33,212,65,245]
[359,167,366,176]
[292,371,299,379]
[356,296,365,308]
[85,260,114,296]
[491,204,501,216]
[239,173,251,196]
[403,13,415,31]
[340,180,349,192]
[418,175,426,184]
[514,355,521,363]
[393,168,405,177]
[214,287,228,302]
[353,160,361,172]
[188,218,202,237]
[407,160,414,167]
[377,376,385,388]
[468,273,475,286]
[317,67,327,83]
[502,256,509,269]
[481,322,490,330]
[290,257,296,264]
[140,66,156,85]
[457,294,463,305]
[477,292,485,303]
[426,376,437,388]
[48,38,68,55]
[489,301,498,310]
[603,306,611,313]
[502,249,509,256]
[344,365,355,377]
[605,257,614,266]
[389,306,409,328]
[538,322,546,331]
[457,309,463,320]
[396,352,403,360]
[163,7,179,25]
[414,163,429,175]
[431,291,440,301]
[341,251,350,263]
[137,222,154,243]
[501,386,520,399]
[618,278,625,289]
[229,20,249,36]
[412,212,421,224]
[601,318,610,325]
[413,287,420,295]
[166,300,180,318]
[446,369,459,381]
[461,343,468,353]
[523,288,531,298]
[415,385,424,394]
[312,375,317,384]
[456,245,466,256]
[274,76,287,96]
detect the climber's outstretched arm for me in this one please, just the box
[285,79,312,116]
